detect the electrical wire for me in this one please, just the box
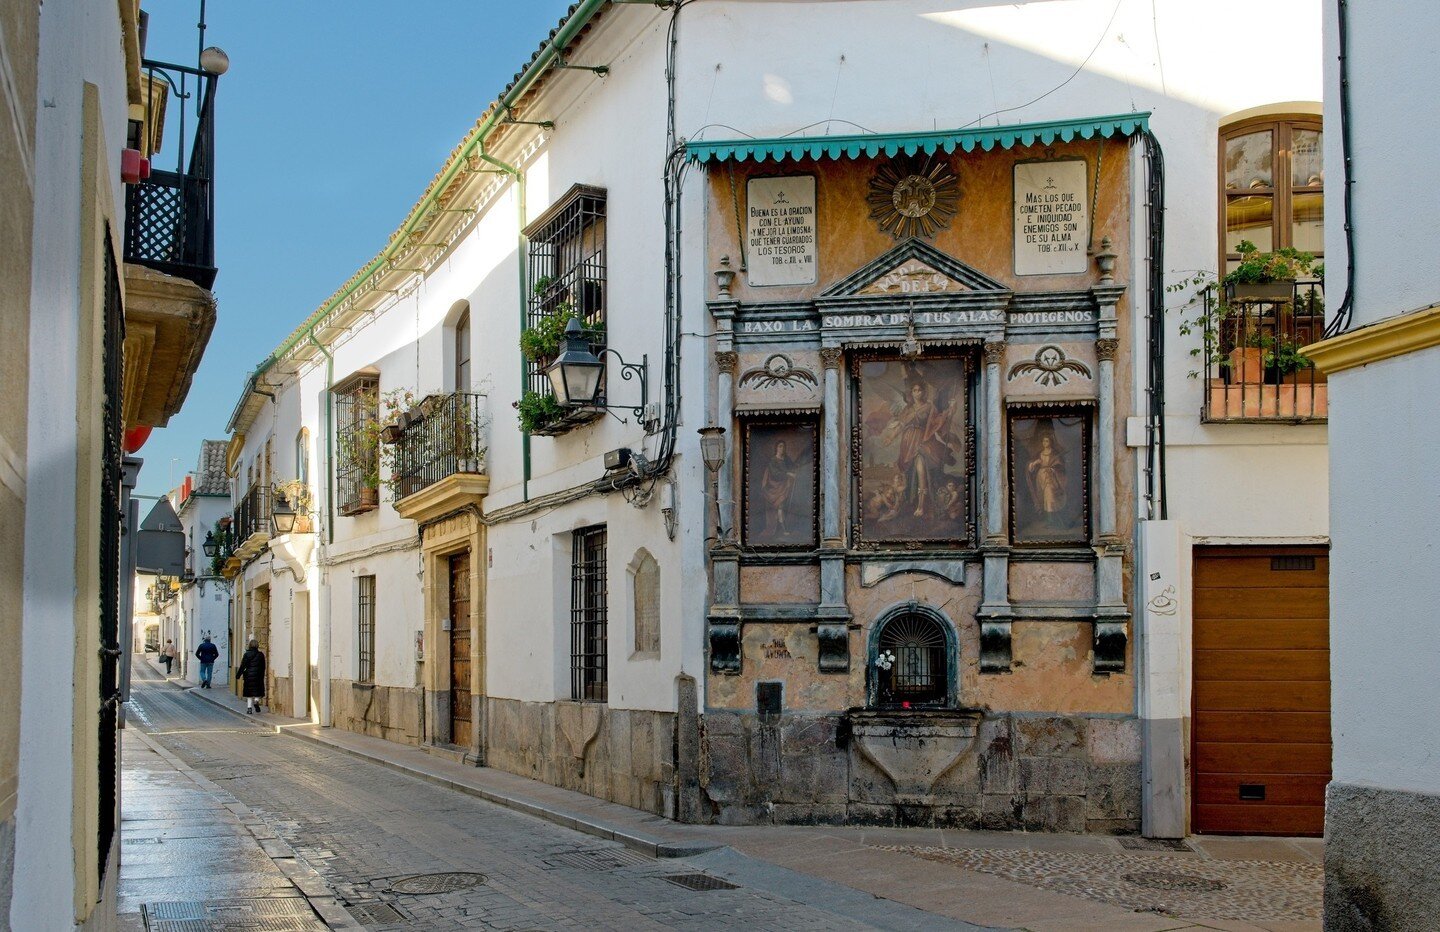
[1323,0,1356,337]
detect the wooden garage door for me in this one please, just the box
[1193,546,1330,836]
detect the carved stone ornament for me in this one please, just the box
[867,157,960,240]
[816,622,850,673]
[980,618,1013,673]
[1008,344,1093,387]
[708,620,741,674]
[1094,617,1127,673]
[738,353,819,391]
[1094,338,1119,363]
[819,347,844,370]
[983,340,1007,367]
[715,350,739,376]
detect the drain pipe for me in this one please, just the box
[307,329,335,726]
[478,150,531,502]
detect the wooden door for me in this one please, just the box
[449,551,472,746]
[1193,546,1330,836]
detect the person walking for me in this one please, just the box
[160,639,177,676]
[237,638,266,714]
[195,636,219,688]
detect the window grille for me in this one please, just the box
[526,186,607,403]
[98,236,125,875]
[570,525,608,702]
[875,613,948,707]
[357,575,376,683]
[334,376,379,514]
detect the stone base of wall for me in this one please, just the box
[700,710,1141,832]
[1325,782,1440,931]
[270,675,292,717]
[485,698,676,818]
[330,680,422,746]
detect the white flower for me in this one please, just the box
[874,649,896,671]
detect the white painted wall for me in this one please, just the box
[1323,2,1440,796]
[14,0,129,925]
[177,493,231,685]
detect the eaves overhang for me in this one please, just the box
[684,112,1150,165]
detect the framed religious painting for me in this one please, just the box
[742,420,819,550]
[853,354,973,547]
[1008,407,1091,546]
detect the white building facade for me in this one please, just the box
[222,0,1328,837]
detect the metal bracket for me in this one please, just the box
[554,55,610,76]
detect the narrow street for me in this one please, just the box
[121,662,979,931]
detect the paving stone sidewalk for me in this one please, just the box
[181,680,1322,932]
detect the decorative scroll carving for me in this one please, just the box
[1007,344,1093,387]
[979,617,1012,673]
[983,340,1007,367]
[1094,338,1119,362]
[816,622,850,673]
[715,350,739,375]
[708,619,741,674]
[1093,617,1127,673]
[739,353,819,391]
[819,346,843,370]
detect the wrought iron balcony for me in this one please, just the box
[391,392,488,502]
[1201,281,1327,422]
[124,60,219,290]
[230,481,271,555]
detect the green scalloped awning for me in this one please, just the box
[685,112,1150,164]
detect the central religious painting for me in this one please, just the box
[854,354,972,546]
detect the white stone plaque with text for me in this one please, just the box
[1014,160,1088,276]
[747,175,817,287]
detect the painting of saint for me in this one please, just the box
[743,422,817,548]
[857,356,970,544]
[1010,412,1089,545]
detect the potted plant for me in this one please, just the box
[519,302,574,365]
[1223,240,1315,304]
[515,390,563,433]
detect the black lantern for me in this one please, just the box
[545,318,605,407]
[270,493,298,536]
[202,531,219,558]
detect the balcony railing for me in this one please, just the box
[392,392,488,501]
[1201,281,1327,422]
[124,60,218,289]
[231,481,271,547]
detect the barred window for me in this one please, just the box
[357,575,376,684]
[525,186,606,404]
[334,374,379,515]
[570,525,608,702]
[874,612,950,707]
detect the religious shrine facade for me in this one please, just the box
[694,117,1145,831]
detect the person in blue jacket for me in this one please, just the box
[195,636,219,689]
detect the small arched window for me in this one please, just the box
[873,611,951,707]
[455,309,471,392]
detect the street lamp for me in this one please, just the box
[199,46,230,76]
[698,426,726,474]
[543,317,649,418]
[270,493,298,536]
[202,531,219,558]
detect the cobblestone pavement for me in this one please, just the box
[124,669,980,931]
[879,844,1321,922]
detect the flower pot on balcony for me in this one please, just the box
[1226,281,1293,305]
[379,423,402,444]
[1226,346,1265,384]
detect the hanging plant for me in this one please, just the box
[520,302,574,363]
[514,390,563,433]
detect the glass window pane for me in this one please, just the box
[1225,131,1273,190]
[1292,129,1323,187]
[1292,191,1324,254]
[1226,195,1273,253]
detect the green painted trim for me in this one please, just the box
[684,112,1150,164]
[243,0,609,385]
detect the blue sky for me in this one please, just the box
[136,1,575,497]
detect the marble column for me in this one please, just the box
[1092,317,1128,673]
[816,346,850,673]
[709,348,741,673]
[977,338,1013,673]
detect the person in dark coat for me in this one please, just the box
[237,638,266,713]
[195,636,219,689]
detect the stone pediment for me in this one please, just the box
[821,238,1009,299]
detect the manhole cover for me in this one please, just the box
[1117,837,1193,852]
[347,901,409,923]
[664,872,739,892]
[546,848,654,871]
[143,897,326,930]
[388,872,487,895]
[1123,871,1228,892]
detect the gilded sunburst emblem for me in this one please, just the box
[866,157,960,240]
